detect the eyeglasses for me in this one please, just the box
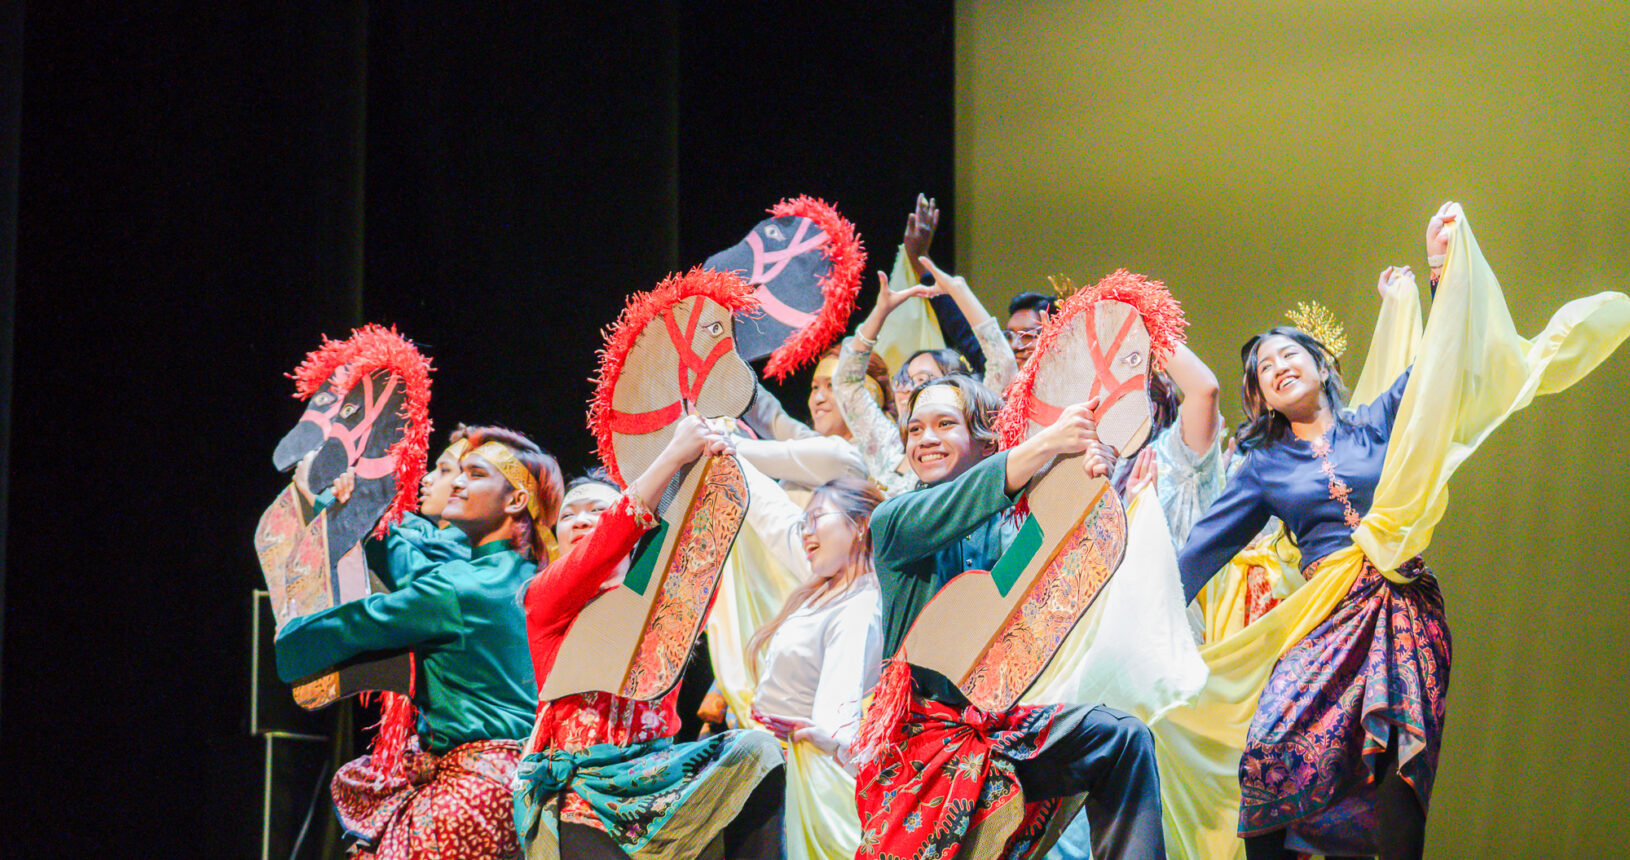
[1005,327,1042,348]
[800,509,848,534]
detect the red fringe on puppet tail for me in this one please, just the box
[587,266,758,488]
[360,660,418,777]
[759,195,866,381]
[995,270,1186,517]
[852,658,913,765]
[290,324,435,539]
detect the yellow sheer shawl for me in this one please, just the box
[1155,216,1630,860]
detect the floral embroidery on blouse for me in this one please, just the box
[1311,432,1362,529]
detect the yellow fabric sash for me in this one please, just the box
[1155,216,1630,860]
[784,740,862,860]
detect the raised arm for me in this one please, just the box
[738,455,815,580]
[915,256,1020,390]
[1164,343,1222,455]
[831,332,907,479]
[732,434,866,488]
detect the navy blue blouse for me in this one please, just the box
[1178,369,1412,603]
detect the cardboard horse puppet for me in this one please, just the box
[899,271,1187,712]
[255,324,432,710]
[706,194,865,381]
[540,268,758,702]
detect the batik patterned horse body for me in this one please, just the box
[901,274,1181,712]
[255,325,432,708]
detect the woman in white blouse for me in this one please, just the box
[735,469,885,860]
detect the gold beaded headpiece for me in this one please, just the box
[911,383,967,419]
[1285,301,1347,360]
[443,437,471,462]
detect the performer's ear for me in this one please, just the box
[504,488,530,518]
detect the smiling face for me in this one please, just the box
[1252,333,1329,418]
[441,452,520,541]
[800,497,857,580]
[906,401,987,484]
[555,481,621,556]
[808,373,850,438]
[1006,308,1046,368]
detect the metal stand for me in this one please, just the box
[251,589,339,860]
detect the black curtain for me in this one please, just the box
[2,2,952,855]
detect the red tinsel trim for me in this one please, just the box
[588,266,758,487]
[359,658,417,776]
[288,324,435,539]
[852,657,913,766]
[995,271,1183,518]
[997,270,1186,453]
[759,195,866,381]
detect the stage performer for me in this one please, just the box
[378,425,474,568]
[834,255,1020,497]
[728,467,884,860]
[277,426,565,860]
[852,374,1167,860]
[1172,202,1630,859]
[515,415,786,860]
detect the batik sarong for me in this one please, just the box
[332,737,522,860]
[1238,558,1450,855]
[513,728,782,860]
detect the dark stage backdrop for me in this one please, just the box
[2,2,952,856]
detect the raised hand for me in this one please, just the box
[916,255,970,295]
[902,193,940,275]
[1375,265,1416,299]
[1426,201,1464,266]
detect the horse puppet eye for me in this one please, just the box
[763,224,785,242]
[312,392,335,407]
[703,321,725,338]
[1123,351,1144,368]
[340,403,360,419]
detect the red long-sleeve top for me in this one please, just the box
[522,493,681,757]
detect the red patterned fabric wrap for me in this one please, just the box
[332,738,522,860]
[855,692,1067,860]
[528,689,682,828]
[1244,563,1282,625]
[1238,558,1450,855]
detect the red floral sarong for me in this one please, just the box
[332,737,522,859]
[855,692,1068,860]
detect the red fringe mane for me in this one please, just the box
[588,267,758,487]
[288,324,434,539]
[759,195,866,381]
[997,269,1186,453]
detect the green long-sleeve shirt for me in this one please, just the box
[275,538,537,752]
[365,513,471,589]
[870,451,1020,706]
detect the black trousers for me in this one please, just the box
[1012,704,1166,860]
[557,765,785,859]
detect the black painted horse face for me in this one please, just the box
[275,367,409,491]
[706,214,831,362]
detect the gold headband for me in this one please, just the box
[466,441,544,520]
[561,481,620,511]
[443,437,471,462]
[814,356,886,409]
[911,383,966,418]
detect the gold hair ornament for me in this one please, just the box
[1285,301,1347,360]
[466,441,544,520]
[444,437,471,462]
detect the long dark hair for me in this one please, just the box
[1234,326,1348,452]
[745,477,885,675]
[460,425,565,561]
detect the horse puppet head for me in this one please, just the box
[280,324,433,541]
[590,267,759,487]
[705,195,865,381]
[998,270,1187,461]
